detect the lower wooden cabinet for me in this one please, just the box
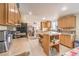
[39,33,74,55]
[40,34,60,55]
[59,34,74,48]
[41,34,50,55]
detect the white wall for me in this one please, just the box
[51,21,58,30]
[0,26,7,30]
[21,14,58,31]
[75,14,79,40]
[21,15,42,30]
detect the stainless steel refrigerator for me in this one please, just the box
[0,30,12,52]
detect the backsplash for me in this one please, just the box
[0,26,7,30]
[7,26,16,31]
[0,26,16,31]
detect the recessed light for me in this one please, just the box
[42,17,46,20]
[29,12,32,15]
[61,6,67,11]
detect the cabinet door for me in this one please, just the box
[8,3,20,25]
[65,35,74,48]
[13,4,20,25]
[46,21,51,30]
[7,3,15,25]
[58,15,76,29]
[16,10,21,24]
[58,18,64,28]
[60,17,68,28]
[42,34,50,55]
[60,35,66,45]
[60,34,74,48]
[66,17,69,28]
[44,34,50,55]
[41,21,51,31]
[0,4,5,24]
[68,16,76,28]
[41,22,45,28]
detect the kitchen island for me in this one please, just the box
[39,31,60,55]
[39,31,75,55]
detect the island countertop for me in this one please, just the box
[38,31,75,36]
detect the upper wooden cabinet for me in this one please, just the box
[58,15,76,29]
[7,4,15,24]
[0,3,21,26]
[0,4,5,24]
[41,20,51,31]
[7,3,21,25]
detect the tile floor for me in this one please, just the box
[0,38,29,56]
[27,38,46,56]
[26,37,71,56]
[0,37,71,56]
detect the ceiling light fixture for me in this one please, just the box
[42,17,46,20]
[29,12,32,15]
[61,6,67,11]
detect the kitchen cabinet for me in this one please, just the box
[58,18,64,29]
[41,34,50,55]
[7,4,15,24]
[0,4,5,24]
[0,3,21,26]
[39,33,60,55]
[7,3,21,25]
[68,16,76,28]
[41,20,51,31]
[58,15,76,29]
[59,34,74,48]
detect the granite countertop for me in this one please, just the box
[39,31,60,35]
[39,31,74,36]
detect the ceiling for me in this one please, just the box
[19,3,79,18]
